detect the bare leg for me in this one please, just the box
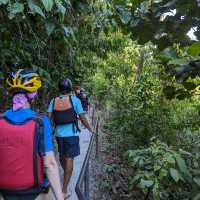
[36,190,52,200]
[60,155,65,170]
[62,157,73,197]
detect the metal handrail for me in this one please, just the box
[75,109,99,200]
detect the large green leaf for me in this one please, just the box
[174,154,191,181]
[159,169,168,177]
[188,42,200,57]
[194,177,200,187]
[0,0,8,5]
[193,193,200,200]
[120,11,131,24]
[176,91,191,100]
[163,86,176,99]
[31,64,51,79]
[164,153,175,164]
[175,155,188,174]
[131,174,142,184]
[56,1,66,18]
[28,0,45,18]
[170,168,180,182]
[42,0,54,12]
[8,2,24,19]
[133,0,142,8]
[158,47,178,62]
[168,58,189,66]
[182,81,197,90]
[138,179,154,189]
[62,25,73,37]
[45,21,55,36]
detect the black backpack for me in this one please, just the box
[52,95,80,133]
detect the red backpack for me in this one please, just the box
[0,114,44,194]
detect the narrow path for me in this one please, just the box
[49,127,91,200]
[68,127,91,200]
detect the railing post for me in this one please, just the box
[91,105,95,125]
[95,121,99,159]
[84,162,89,200]
[76,105,98,200]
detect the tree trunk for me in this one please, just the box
[136,51,145,80]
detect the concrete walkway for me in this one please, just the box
[68,128,91,200]
[48,127,91,200]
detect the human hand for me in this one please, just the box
[55,192,64,200]
[91,127,96,134]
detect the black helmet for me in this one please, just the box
[80,88,86,93]
[58,78,72,94]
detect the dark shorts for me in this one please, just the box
[1,193,38,200]
[56,136,80,158]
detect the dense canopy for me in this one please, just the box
[1,0,200,199]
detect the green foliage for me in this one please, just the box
[1,1,200,199]
[125,138,197,200]
[28,0,45,18]
[88,29,200,199]
[41,0,54,12]
[105,164,120,173]
[0,0,113,108]
[112,0,200,47]
[188,42,200,57]
[176,128,200,199]
[110,0,200,94]
[8,2,24,19]
[155,43,200,99]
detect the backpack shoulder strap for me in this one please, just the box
[34,113,45,128]
[69,96,81,133]
[33,113,45,156]
[52,98,56,111]
[69,95,77,114]
[27,113,45,189]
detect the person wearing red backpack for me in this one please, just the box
[47,78,95,199]
[0,69,64,200]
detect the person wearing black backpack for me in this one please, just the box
[47,78,95,199]
[0,69,64,200]
[75,87,89,113]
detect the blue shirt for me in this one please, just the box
[47,95,84,137]
[3,108,53,152]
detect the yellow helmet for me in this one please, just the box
[6,69,42,93]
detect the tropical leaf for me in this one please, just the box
[182,82,197,90]
[174,154,191,180]
[120,11,131,24]
[168,58,189,66]
[193,193,200,200]
[45,21,55,36]
[62,25,73,37]
[8,2,24,19]
[194,177,200,187]
[56,1,66,18]
[138,179,154,189]
[42,0,54,12]
[170,168,180,182]
[188,42,200,57]
[0,0,8,5]
[158,47,178,62]
[163,86,176,99]
[28,0,45,18]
